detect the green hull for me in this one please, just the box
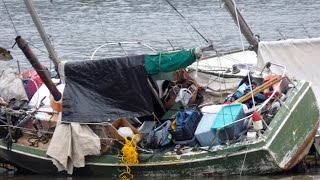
[0,80,318,177]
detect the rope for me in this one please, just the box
[121,136,139,164]
[239,145,249,176]
[119,136,139,179]
[2,0,18,35]
[27,133,50,147]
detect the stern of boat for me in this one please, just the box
[264,80,319,170]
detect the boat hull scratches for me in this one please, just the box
[0,141,278,176]
[267,82,319,170]
[79,149,279,177]
[283,120,319,170]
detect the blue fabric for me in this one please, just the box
[176,111,188,129]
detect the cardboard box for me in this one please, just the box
[105,118,142,142]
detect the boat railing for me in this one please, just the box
[90,42,157,60]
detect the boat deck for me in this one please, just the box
[16,133,51,150]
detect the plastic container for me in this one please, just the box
[138,121,157,140]
[175,107,202,141]
[235,83,247,98]
[211,103,245,141]
[195,113,221,147]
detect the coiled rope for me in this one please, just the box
[119,136,139,179]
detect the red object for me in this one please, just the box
[252,111,262,122]
[263,75,284,99]
[22,69,43,100]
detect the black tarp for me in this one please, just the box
[62,55,154,123]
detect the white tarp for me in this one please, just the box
[46,122,101,174]
[257,37,320,104]
[0,68,28,102]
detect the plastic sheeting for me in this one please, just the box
[145,48,197,75]
[0,68,28,102]
[257,37,320,104]
[62,55,154,123]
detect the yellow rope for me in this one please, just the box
[119,136,139,179]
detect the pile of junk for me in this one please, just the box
[0,48,292,175]
[0,64,291,152]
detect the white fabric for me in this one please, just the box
[257,37,320,104]
[0,68,28,101]
[189,71,242,104]
[28,84,65,121]
[46,122,101,174]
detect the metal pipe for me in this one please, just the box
[222,0,259,53]
[23,0,60,69]
[16,36,62,101]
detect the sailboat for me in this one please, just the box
[0,0,319,177]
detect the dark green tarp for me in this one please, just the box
[145,48,197,75]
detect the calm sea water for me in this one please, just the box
[1,0,320,179]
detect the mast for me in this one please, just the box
[222,0,259,53]
[23,0,60,69]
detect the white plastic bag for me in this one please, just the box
[118,127,134,138]
[175,88,192,105]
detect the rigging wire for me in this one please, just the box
[92,1,107,40]
[164,0,211,44]
[208,5,224,47]
[92,0,113,57]
[175,13,199,47]
[233,0,256,110]
[161,0,199,49]
[2,0,18,35]
[184,3,211,47]
[49,1,74,40]
[301,24,311,38]
[180,2,201,46]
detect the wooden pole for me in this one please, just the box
[15,36,62,101]
[23,0,60,70]
[235,77,283,103]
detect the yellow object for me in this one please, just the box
[119,136,139,179]
[171,119,176,131]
